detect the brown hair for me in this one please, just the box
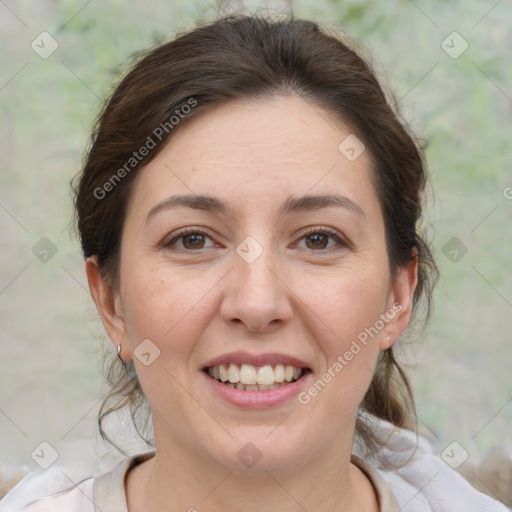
[73,14,438,455]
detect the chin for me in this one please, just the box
[202,424,316,475]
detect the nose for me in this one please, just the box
[220,246,293,333]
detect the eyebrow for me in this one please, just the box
[278,193,365,217]
[145,192,365,223]
[146,194,232,223]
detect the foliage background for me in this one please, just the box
[1,0,511,471]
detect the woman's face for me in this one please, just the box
[91,95,416,473]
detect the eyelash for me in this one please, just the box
[298,227,349,251]
[164,226,349,252]
[165,227,217,251]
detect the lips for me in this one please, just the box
[201,351,311,371]
[201,368,312,409]
[201,352,311,395]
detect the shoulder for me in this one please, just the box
[0,452,154,512]
[0,475,94,512]
[355,414,510,512]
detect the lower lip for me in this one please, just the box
[201,371,311,409]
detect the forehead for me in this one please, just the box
[127,95,378,218]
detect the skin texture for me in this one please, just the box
[86,94,418,511]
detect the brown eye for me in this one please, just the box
[182,233,206,249]
[165,229,215,251]
[296,228,348,251]
[305,233,329,250]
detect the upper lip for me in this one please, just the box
[201,351,311,370]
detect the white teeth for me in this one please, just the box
[274,364,285,382]
[207,362,305,387]
[219,364,229,382]
[256,365,274,385]
[240,364,257,385]
[228,363,240,383]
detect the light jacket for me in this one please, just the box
[1,415,508,511]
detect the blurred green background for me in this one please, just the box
[1,0,511,470]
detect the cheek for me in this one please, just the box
[301,267,389,345]
[119,270,219,423]
[294,268,389,408]
[120,263,220,365]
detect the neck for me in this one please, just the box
[126,431,378,512]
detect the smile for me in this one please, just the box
[200,352,312,408]
[205,363,306,391]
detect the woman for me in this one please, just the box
[2,13,507,512]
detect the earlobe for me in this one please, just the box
[379,254,419,351]
[85,256,131,358]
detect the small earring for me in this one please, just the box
[117,344,127,368]
[386,336,391,343]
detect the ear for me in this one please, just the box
[379,251,419,350]
[85,256,132,360]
